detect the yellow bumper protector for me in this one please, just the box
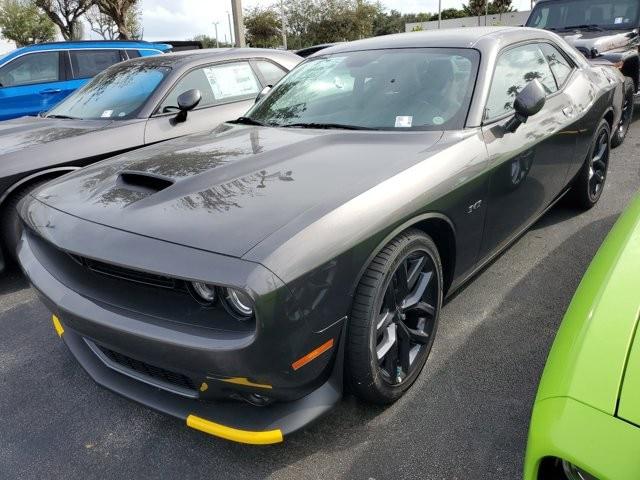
[221,377,273,389]
[186,415,283,445]
[52,315,64,337]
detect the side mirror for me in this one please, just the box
[255,86,272,104]
[504,80,546,133]
[174,89,202,123]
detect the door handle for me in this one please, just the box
[40,88,62,95]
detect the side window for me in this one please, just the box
[255,60,287,86]
[0,51,60,87]
[70,49,123,79]
[485,44,557,122]
[158,61,261,113]
[126,50,141,59]
[539,43,573,88]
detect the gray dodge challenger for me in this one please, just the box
[19,27,624,444]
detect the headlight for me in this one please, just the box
[561,461,597,480]
[189,282,217,305]
[224,288,254,318]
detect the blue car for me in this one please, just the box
[0,40,171,121]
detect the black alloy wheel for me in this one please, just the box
[611,77,634,148]
[347,229,442,404]
[588,127,609,202]
[569,118,610,210]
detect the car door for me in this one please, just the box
[479,42,579,259]
[144,61,263,144]
[0,51,67,120]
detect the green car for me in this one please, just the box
[524,193,640,480]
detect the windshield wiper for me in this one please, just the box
[230,116,269,127]
[562,24,603,31]
[46,114,79,120]
[281,122,373,131]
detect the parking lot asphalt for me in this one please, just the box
[1,114,639,480]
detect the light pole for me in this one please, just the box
[280,0,287,50]
[213,21,219,48]
[438,0,442,29]
[485,0,489,26]
[227,11,233,46]
[230,0,245,47]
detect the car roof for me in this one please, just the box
[317,27,559,55]
[0,40,171,65]
[113,47,302,71]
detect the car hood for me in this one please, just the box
[618,308,640,427]
[33,123,444,258]
[556,29,636,56]
[0,116,114,156]
[535,194,640,418]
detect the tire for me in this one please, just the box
[611,76,634,148]
[569,119,611,210]
[0,179,49,264]
[346,229,443,404]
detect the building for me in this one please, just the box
[406,10,531,32]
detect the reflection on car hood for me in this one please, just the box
[33,123,444,258]
[0,116,113,156]
[557,29,636,55]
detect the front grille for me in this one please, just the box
[70,254,176,289]
[96,344,198,393]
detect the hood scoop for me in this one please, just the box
[117,171,174,195]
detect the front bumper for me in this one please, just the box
[51,316,343,444]
[524,397,640,480]
[18,199,346,444]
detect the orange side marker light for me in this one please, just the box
[291,338,334,371]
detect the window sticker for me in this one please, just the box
[100,110,113,118]
[395,116,413,128]
[614,17,624,24]
[433,116,445,125]
[203,63,260,100]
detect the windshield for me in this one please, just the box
[46,63,170,120]
[526,0,640,30]
[244,48,479,131]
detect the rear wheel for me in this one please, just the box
[0,179,49,264]
[569,119,610,210]
[347,229,442,404]
[611,76,634,148]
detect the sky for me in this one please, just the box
[0,0,532,53]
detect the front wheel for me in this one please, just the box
[611,76,634,148]
[346,229,443,404]
[568,119,610,210]
[0,179,49,264]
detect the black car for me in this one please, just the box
[19,27,623,444]
[526,0,638,145]
[0,48,301,271]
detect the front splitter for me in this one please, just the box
[56,319,344,445]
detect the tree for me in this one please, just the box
[86,4,116,39]
[244,6,281,48]
[491,0,513,21]
[463,0,487,25]
[0,0,56,46]
[95,0,140,40]
[191,34,232,48]
[35,0,94,40]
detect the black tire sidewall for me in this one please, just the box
[611,77,634,148]
[572,119,610,209]
[347,230,443,404]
